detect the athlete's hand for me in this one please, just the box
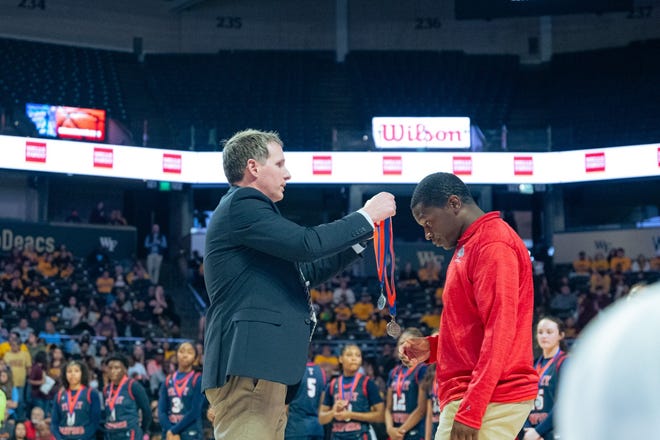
[399,336,430,367]
[387,426,404,440]
[450,420,479,440]
[395,427,408,439]
[333,400,349,420]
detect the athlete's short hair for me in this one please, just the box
[410,172,474,210]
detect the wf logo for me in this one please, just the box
[593,240,611,252]
[99,237,118,252]
[416,251,443,267]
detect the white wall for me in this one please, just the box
[553,228,660,264]
[0,173,38,221]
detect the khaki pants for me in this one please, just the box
[435,400,533,440]
[206,376,288,440]
[146,253,163,284]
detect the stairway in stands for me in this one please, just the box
[158,261,204,341]
[112,53,175,149]
[504,64,552,151]
[310,62,363,149]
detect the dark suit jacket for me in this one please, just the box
[201,186,373,393]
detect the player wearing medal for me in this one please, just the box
[319,344,384,439]
[520,317,568,440]
[51,360,101,440]
[401,172,538,440]
[102,354,152,440]
[385,328,428,440]
[158,342,204,440]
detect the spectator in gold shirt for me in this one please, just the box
[333,301,352,322]
[95,270,115,294]
[590,270,611,294]
[650,250,660,271]
[311,283,333,307]
[0,331,29,358]
[572,251,592,276]
[420,306,442,331]
[366,313,387,339]
[590,252,609,273]
[325,314,347,339]
[59,262,75,280]
[23,279,48,304]
[126,263,150,286]
[313,344,339,376]
[352,292,375,321]
[36,254,59,279]
[609,247,632,272]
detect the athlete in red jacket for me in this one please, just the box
[402,172,538,440]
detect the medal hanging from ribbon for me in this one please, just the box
[374,218,401,338]
[173,371,195,398]
[171,370,194,414]
[66,386,84,426]
[106,376,127,422]
[339,373,362,402]
[395,365,416,399]
[338,373,361,421]
[533,350,562,410]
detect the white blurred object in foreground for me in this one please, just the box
[557,282,660,439]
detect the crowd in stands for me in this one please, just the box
[306,259,445,344]
[0,238,657,438]
[538,247,660,345]
[0,243,187,438]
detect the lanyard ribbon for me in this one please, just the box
[67,386,84,416]
[339,373,362,401]
[374,218,397,316]
[395,365,416,399]
[107,376,128,411]
[173,371,195,398]
[535,350,563,385]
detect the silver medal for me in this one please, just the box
[66,413,75,426]
[386,319,401,338]
[377,294,386,310]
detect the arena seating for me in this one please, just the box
[0,38,127,122]
[144,50,337,150]
[2,37,660,151]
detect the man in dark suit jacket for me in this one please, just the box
[202,129,396,440]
